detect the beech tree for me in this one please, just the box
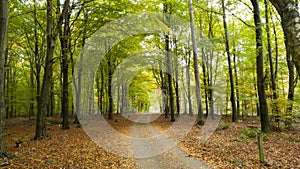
[270,0,300,76]
[35,0,69,139]
[188,0,204,125]
[222,0,237,122]
[0,0,8,157]
[251,0,271,133]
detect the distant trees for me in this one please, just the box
[2,0,300,139]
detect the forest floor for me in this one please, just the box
[0,114,300,168]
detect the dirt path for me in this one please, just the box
[128,114,213,169]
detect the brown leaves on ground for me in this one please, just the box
[2,115,300,168]
[2,117,136,169]
[179,117,300,168]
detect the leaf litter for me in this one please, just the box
[1,115,300,168]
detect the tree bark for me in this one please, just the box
[0,0,8,157]
[35,0,69,139]
[35,0,54,139]
[166,34,175,122]
[270,0,300,76]
[265,0,278,102]
[188,0,204,125]
[107,54,113,119]
[60,0,70,130]
[163,2,175,122]
[186,51,193,116]
[222,0,237,122]
[173,37,180,118]
[233,42,240,117]
[285,30,295,114]
[251,0,271,133]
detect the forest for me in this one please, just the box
[0,0,300,168]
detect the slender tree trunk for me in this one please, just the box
[233,42,240,117]
[100,68,104,114]
[73,8,87,125]
[186,51,193,116]
[285,30,295,114]
[107,56,113,120]
[222,0,237,122]
[29,68,35,118]
[202,57,209,118]
[0,0,8,157]
[174,37,180,117]
[251,0,271,133]
[188,0,204,125]
[265,0,278,106]
[271,10,279,80]
[116,74,120,114]
[95,71,101,114]
[181,65,187,115]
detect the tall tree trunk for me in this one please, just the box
[271,10,279,81]
[95,71,101,114]
[100,68,104,114]
[200,15,209,118]
[107,56,113,119]
[74,8,87,125]
[163,2,175,122]
[222,0,237,122]
[35,0,54,139]
[0,0,8,157]
[270,0,300,76]
[188,0,204,125]
[186,51,193,116]
[173,37,180,117]
[49,74,55,117]
[166,34,175,122]
[60,0,70,130]
[285,31,295,114]
[35,0,68,139]
[265,0,278,114]
[233,42,240,117]
[116,73,120,114]
[251,0,271,133]
[29,67,35,118]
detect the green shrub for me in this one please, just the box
[239,128,257,139]
[217,121,231,130]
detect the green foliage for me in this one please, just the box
[239,128,257,140]
[217,121,231,130]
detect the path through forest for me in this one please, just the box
[128,114,212,169]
